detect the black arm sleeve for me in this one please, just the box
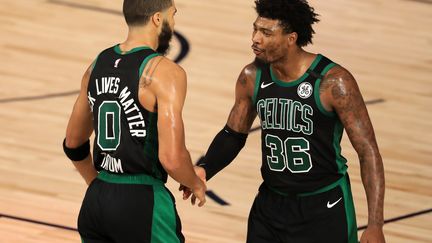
[197,125,248,180]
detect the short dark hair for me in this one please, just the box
[255,0,319,47]
[123,0,173,26]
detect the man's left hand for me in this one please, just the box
[360,225,385,243]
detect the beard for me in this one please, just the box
[253,57,267,68]
[157,21,173,55]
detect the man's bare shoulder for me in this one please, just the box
[237,62,260,89]
[140,56,186,89]
[154,56,185,77]
[324,64,354,82]
[242,62,259,82]
[80,63,94,90]
[320,64,357,97]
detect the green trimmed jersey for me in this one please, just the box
[253,54,348,194]
[87,44,166,182]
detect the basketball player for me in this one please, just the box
[63,0,206,242]
[182,0,385,242]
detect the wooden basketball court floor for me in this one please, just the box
[0,0,431,242]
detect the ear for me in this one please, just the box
[287,32,298,46]
[151,12,162,27]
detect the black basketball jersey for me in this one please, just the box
[87,44,167,182]
[253,54,348,193]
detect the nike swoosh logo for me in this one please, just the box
[327,197,342,208]
[261,82,274,89]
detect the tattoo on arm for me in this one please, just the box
[140,57,164,88]
[227,99,256,133]
[239,77,247,86]
[328,68,373,154]
[325,66,385,226]
[227,68,257,133]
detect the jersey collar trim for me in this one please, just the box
[270,54,322,87]
[114,44,152,55]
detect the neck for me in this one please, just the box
[120,26,158,52]
[271,48,315,82]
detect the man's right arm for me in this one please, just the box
[64,64,98,185]
[196,63,258,180]
[151,58,206,206]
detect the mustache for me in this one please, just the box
[251,44,264,52]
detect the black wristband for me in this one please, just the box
[198,125,247,180]
[63,138,90,161]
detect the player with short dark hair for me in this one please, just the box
[183,0,385,242]
[64,0,206,242]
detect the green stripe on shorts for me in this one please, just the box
[151,185,180,243]
[340,176,358,243]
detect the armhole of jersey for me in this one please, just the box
[87,54,100,93]
[252,67,262,105]
[138,53,161,79]
[90,54,100,73]
[314,62,337,117]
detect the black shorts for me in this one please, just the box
[247,174,358,243]
[78,170,184,243]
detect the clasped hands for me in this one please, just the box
[179,166,207,207]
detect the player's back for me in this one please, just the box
[87,45,167,181]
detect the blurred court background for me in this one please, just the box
[0,0,431,242]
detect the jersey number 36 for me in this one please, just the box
[265,135,312,173]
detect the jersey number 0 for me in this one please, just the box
[97,101,121,151]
